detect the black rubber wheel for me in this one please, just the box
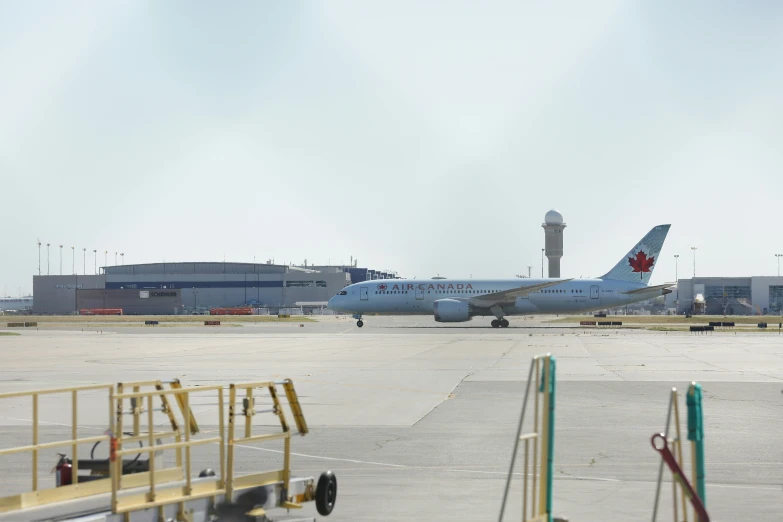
[500,319,509,328]
[315,470,337,516]
[357,320,364,327]
[491,319,500,328]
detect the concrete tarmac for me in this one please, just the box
[0,316,781,521]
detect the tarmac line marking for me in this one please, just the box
[232,443,407,468]
[1,416,106,431]
[231,444,782,490]
[1,420,775,492]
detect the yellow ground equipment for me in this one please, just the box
[0,378,336,521]
[498,353,567,522]
[651,382,709,522]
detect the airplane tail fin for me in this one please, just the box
[599,224,670,284]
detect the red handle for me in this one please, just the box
[651,433,710,522]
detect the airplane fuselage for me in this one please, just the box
[329,224,672,327]
[0,297,33,312]
[328,277,664,318]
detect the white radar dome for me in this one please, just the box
[544,209,564,226]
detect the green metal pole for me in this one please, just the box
[687,382,706,513]
[540,356,556,522]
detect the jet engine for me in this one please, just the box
[433,299,471,323]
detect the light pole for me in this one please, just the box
[674,254,679,281]
[37,239,41,276]
[47,243,50,275]
[776,254,782,277]
[59,245,63,275]
[104,251,107,268]
[674,254,680,312]
[114,252,118,265]
[541,248,545,278]
[120,253,124,265]
[93,250,97,274]
[71,246,75,275]
[82,248,86,275]
[691,246,697,277]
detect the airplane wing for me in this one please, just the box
[620,283,675,295]
[468,279,574,307]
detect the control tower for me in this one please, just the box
[542,209,566,278]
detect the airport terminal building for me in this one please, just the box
[673,276,783,315]
[33,262,398,315]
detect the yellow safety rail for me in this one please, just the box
[0,380,191,513]
[226,379,309,509]
[0,383,114,513]
[652,383,708,522]
[499,354,556,522]
[110,383,225,516]
[0,377,311,519]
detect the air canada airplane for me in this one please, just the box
[328,224,673,328]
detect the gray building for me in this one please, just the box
[32,275,106,315]
[673,276,783,315]
[33,262,395,315]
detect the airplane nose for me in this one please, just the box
[327,296,336,310]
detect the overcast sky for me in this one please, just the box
[2,1,783,295]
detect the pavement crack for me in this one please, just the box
[411,369,475,427]
[374,436,401,451]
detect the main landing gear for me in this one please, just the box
[353,314,364,328]
[491,318,510,328]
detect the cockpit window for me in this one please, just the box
[337,290,347,295]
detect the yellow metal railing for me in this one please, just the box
[226,379,309,506]
[0,379,205,514]
[499,354,556,522]
[0,377,311,518]
[652,383,708,522]
[110,383,225,516]
[0,383,114,506]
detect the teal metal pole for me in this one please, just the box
[687,382,706,511]
[539,356,556,522]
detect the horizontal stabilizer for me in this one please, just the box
[620,283,675,295]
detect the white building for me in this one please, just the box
[672,277,783,315]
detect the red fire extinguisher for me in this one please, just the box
[54,453,72,487]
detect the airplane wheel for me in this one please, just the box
[500,319,509,328]
[491,319,500,328]
[315,470,337,516]
[357,320,364,328]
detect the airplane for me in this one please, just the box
[327,224,673,328]
[0,297,33,312]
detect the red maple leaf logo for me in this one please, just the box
[628,251,655,277]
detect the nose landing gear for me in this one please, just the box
[352,314,364,328]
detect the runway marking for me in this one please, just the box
[231,444,781,489]
[2,418,777,492]
[233,443,407,468]
[292,377,450,395]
